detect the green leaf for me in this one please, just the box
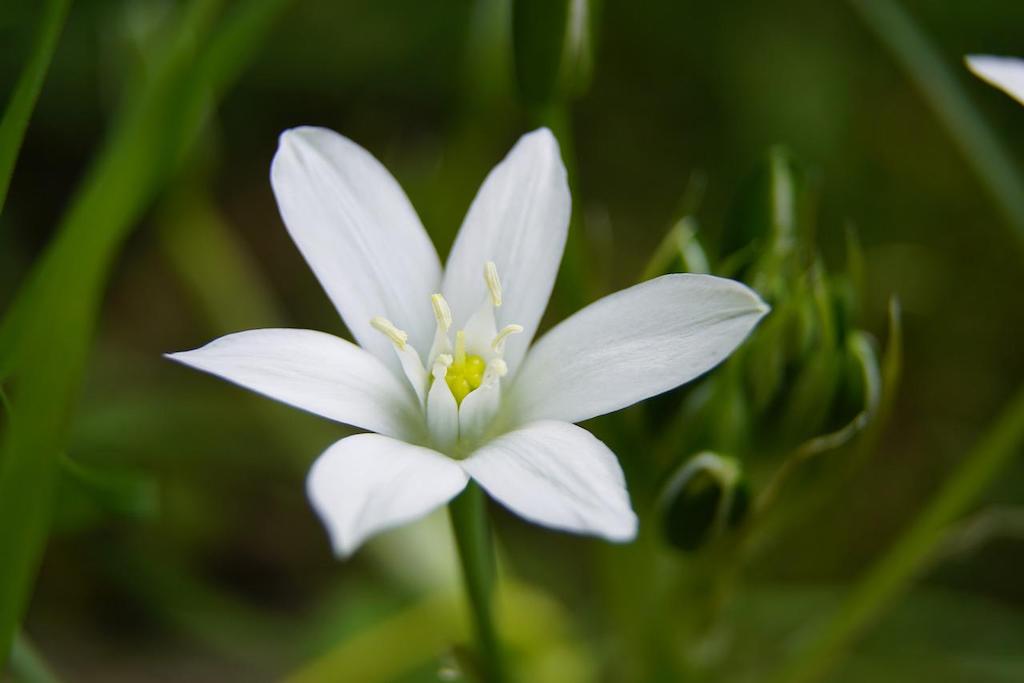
[770,384,1024,683]
[725,586,1024,683]
[8,631,62,683]
[53,454,159,530]
[157,185,286,334]
[0,0,71,217]
[848,0,1024,255]
[512,0,595,107]
[642,216,711,280]
[0,0,290,663]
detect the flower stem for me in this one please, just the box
[449,482,506,683]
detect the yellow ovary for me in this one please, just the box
[445,353,486,404]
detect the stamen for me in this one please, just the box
[478,358,508,390]
[431,293,452,331]
[454,330,467,368]
[489,358,508,378]
[491,324,523,353]
[484,261,502,307]
[370,316,408,349]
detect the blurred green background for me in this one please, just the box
[1,0,1023,681]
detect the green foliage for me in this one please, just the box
[511,0,595,107]
[660,452,750,551]
[0,0,289,663]
[650,146,903,559]
[0,0,69,218]
[2,0,1023,680]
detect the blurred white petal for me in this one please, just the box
[966,55,1024,106]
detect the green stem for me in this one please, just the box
[773,384,1024,683]
[449,482,506,683]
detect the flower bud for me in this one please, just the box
[723,146,813,292]
[659,452,749,552]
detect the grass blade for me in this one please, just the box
[0,0,71,216]
[772,385,1024,683]
[848,0,1024,254]
[0,0,290,663]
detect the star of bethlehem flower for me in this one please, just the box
[167,127,769,557]
[966,55,1024,106]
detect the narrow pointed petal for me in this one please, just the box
[441,129,570,372]
[967,55,1024,106]
[392,342,429,406]
[271,127,442,368]
[462,300,499,361]
[461,421,637,541]
[427,365,459,452]
[458,376,500,447]
[167,329,423,441]
[308,434,468,557]
[506,274,769,425]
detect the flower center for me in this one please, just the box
[436,328,483,405]
[445,355,485,404]
[371,261,522,443]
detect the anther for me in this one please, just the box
[489,358,508,378]
[431,293,452,331]
[491,324,523,353]
[484,261,502,307]
[370,316,408,349]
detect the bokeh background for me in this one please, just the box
[1,0,1023,681]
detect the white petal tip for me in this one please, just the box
[964,54,1024,105]
[277,125,322,145]
[601,516,639,543]
[518,127,562,157]
[327,538,357,559]
[164,350,192,364]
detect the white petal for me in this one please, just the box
[461,420,636,541]
[427,364,459,452]
[458,375,500,447]
[967,55,1024,106]
[167,329,423,441]
[506,274,769,425]
[307,434,468,557]
[391,342,429,406]
[441,129,570,372]
[271,127,442,369]
[462,300,499,361]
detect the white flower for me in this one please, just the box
[167,127,768,557]
[966,55,1024,106]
